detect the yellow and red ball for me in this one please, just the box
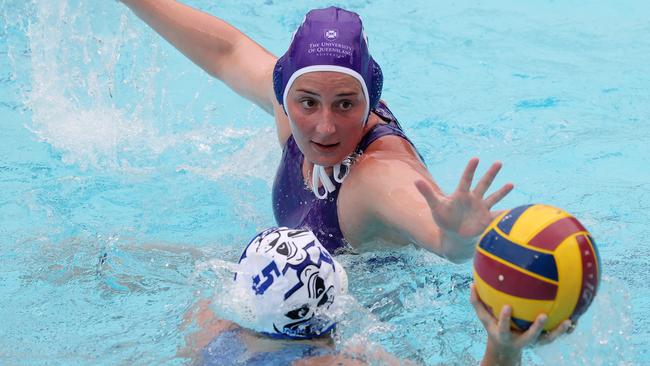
[473,204,601,331]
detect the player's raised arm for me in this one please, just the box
[120,0,278,114]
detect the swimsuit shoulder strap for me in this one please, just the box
[358,101,408,151]
[356,101,426,164]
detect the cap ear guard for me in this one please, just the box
[369,58,383,110]
[272,56,288,115]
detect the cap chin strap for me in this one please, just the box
[306,114,368,200]
[312,163,349,200]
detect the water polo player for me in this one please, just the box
[120,1,513,261]
[189,226,397,365]
[185,228,570,365]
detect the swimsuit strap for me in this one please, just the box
[356,101,418,158]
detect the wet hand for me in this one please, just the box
[415,158,513,253]
[470,284,572,362]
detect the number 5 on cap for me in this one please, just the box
[252,261,280,295]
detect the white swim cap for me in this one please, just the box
[234,227,348,339]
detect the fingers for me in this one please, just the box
[497,305,513,337]
[456,157,479,192]
[537,319,572,345]
[484,183,514,208]
[567,320,577,334]
[457,159,513,207]
[473,161,502,197]
[490,210,507,220]
[415,180,440,209]
[518,313,547,347]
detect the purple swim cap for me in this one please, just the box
[273,7,383,117]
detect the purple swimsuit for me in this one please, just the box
[272,102,422,253]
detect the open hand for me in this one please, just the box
[417,158,513,238]
[415,158,513,261]
[470,284,572,365]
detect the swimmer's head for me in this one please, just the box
[234,227,348,339]
[273,7,383,119]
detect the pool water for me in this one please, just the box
[1,0,648,364]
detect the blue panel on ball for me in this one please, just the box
[511,316,533,331]
[497,204,533,235]
[479,229,558,281]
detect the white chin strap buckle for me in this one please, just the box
[311,163,349,199]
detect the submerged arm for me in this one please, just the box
[120,0,277,114]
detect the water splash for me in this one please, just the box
[24,1,153,169]
[533,275,635,365]
[20,0,279,175]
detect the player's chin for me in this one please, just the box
[306,144,348,165]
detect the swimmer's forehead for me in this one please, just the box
[290,71,364,97]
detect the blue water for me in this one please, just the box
[1,0,648,364]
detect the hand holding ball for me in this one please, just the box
[473,204,600,331]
